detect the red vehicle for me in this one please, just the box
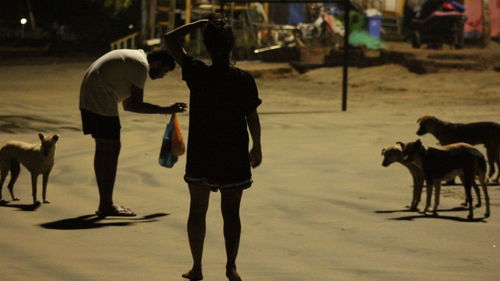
[410,1,466,49]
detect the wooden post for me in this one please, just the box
[141,0,148,43]
[186,0,192,43]
[25,0,36,30]
[342,0,350,111]
[149,0,157,38]
[481,0,491,46]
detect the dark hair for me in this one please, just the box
[203,13,234,63]
[147,50,175,70]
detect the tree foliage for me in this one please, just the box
[103,0,134,17]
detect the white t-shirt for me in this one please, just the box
[79,49,149,116]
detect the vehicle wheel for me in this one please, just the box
[454,25,465,49]
[411,31,421,48]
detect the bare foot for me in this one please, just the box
[226,268,242,281]
[182,270,203,281]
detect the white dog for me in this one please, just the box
[0,133,59,205]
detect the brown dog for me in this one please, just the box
[417,115,500,183]
[401,140,490,220]
[0,133,59,205]
[382,142,481,211]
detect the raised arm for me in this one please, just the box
[122,84,186,114]
[247,110,262,168]
[164,19,208,66]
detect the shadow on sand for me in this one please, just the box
[376,206,487,223]
[39,213,169,230]
[0,201,41,211]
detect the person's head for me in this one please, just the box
[203,13,234,66]
[147,50,176,79]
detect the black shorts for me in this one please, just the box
[80,109,121,140]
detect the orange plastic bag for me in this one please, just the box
[171,113,185,157]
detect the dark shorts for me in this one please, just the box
[80,109,121,140]
[184,174,252,192]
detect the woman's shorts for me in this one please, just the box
[184,174,252,192]
[80,109,121,140]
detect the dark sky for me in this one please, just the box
[0,0,141,53]
[0,0,139,31]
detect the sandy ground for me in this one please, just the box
[0,50,499,281]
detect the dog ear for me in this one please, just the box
[381,148,386,155]
[396,141,405,149]
[52,134,59,143]
[415,139,422,147]
[38,133,45,141]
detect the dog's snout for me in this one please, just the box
[416,126,427,136]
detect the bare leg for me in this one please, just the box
[94,138,120,212]
[221,189,243,281]
[183,184,210,281]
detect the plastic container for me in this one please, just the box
[366,15,383,39]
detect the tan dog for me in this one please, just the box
[417,115,500,183]
[382,142,481,211]
[401,140,490,220]
[0,133,59,205]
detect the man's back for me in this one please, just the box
[80,49,149,116]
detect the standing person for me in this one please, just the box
[164,13,262,281]
[80,49,187,217]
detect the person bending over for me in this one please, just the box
[79,49,187,217]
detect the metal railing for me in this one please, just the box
[110,32,140,50]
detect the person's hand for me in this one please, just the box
[249,145,262,168]
[167,103,187,113]
[196,19,209,27]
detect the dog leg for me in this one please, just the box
[478,174,490,218]
[432,181,441,216]
[412,175,424,211]
[30,173,40,206]
[7,161,20,201]
[494,148,500,183]
[486,148,497,183]
[423,181,433,215]
[42,172,50,204]
[410,175,418,210]
[0,168,7,203]
[463,178,474,220]
[471,181,481,208]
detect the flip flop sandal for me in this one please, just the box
[95,206,136,217]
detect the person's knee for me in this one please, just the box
[221,199,241,220]
[95,138,121,153]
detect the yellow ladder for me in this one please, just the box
[157,0,176,30]
[110,32,140,50]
